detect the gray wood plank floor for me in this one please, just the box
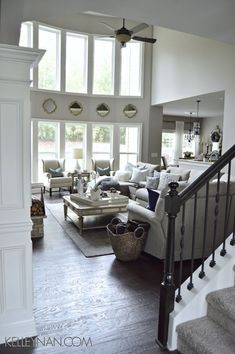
[0,193,187,353]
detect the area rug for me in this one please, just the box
[46,202,127,258]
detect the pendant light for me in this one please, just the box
[193,100,201,135]
[185,112,194,143]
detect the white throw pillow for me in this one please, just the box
[158,172,180,191]
[114,170,132,182]
[124,162,136,173]
[130,168,149,183]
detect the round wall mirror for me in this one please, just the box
[69,101,83,116]
[96,103,110,117]
[123,104,137,118]
[42,98,57,114]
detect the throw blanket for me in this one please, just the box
[88,176,120,191]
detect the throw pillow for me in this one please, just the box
[146,176,160,190]
[96,166,110,176]
[158,172,180,191]
[48,167,64,177]
[167,167,190,181]
[146,188,160,211]
[124,162,136,173]
[114,170,132,182]
[130,168,149,183]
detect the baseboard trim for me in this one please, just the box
[0,318,37,344]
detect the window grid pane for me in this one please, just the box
[120,41,142,96]
[38,121,59,180]
[93,38,115,95]
[161,132,176,164]
[19,22,33,48]
[92,125,112,159]
[119,126,139,169]
[65,123,85,170]
[38,26,61,90]
[66,33,88,93]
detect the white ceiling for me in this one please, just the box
[23,0,235,45]
[163,91,225,118]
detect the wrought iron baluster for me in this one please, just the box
[210,171,220,267]
[230,206,235,246]
[187,193,197,290]
[221,162,231,256]
[199,182,209,279]
[176,203,185,303]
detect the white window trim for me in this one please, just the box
[24,21,144,98]
[32,119,142,181]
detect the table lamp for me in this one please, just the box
[72,148,83,172]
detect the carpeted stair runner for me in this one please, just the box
[177,286,235,353]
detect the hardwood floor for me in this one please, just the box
[1,192,196,353]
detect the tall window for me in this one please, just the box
[19,22,33,47]
[38,121,59,179]
[161,131,176,164]
[65,123,86,170]
[66,33,88,93]
[120,41,142,96]
[92,125,113,159]
[38,25,61,90]
[119,126,140,169]
[93,38,115,95]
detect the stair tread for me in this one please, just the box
[207,286,235,321]
[177,317,235,354]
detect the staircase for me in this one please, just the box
[177,285,235,354]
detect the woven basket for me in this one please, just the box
[107,223,148,261]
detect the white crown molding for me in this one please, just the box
[0,44,45,68]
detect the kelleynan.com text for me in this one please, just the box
[5,336,92,348]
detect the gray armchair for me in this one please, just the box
[91,158,115,176]
[42,159,72,197]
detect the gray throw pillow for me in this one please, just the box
[146,176,160,190]
[97,166,110,176]
[48,167,64,177]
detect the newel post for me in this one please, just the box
[157,182,181,349]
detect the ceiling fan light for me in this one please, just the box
[116,33,131,43]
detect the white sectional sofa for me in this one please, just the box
[128,167,235,260]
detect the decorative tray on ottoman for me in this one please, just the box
[70,193,129,206]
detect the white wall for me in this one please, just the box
[201,115,223,146]
[152,27,235,159]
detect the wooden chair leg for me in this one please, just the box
[49,188,52,197]
[69,186,72,194]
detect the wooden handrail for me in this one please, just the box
[179,145,235,203]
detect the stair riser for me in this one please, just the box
[207,303,235,338]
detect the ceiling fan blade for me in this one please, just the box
[99,22,115,32]
[129,23,149,34]
[132,36,156,43]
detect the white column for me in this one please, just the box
[174,121,184,164]
[0,44,44,343]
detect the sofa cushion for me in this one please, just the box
[167,167,191,181]
[147,188,160,211]
[158,172,180,191]
[130,168,149,183]
[48,167,64,177]
[146,176,160,190]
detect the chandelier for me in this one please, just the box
[185,112,194,143]
[184,100,201,142]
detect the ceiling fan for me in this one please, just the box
[99,18,157,47]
